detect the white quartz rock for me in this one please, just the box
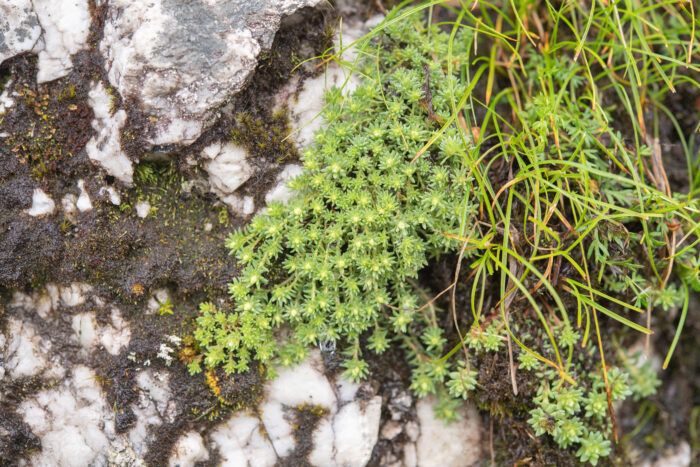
[415,397,482,467]
[0,0,42,66]
[203,142,254,195]
[126,370,177,456]
[71,309,130,355]
[641,441,691,467]
[211,412,277,467]
[99,186,122,205]
[76,180,93,212]
[24,188,55,217]
[19,365,114,467]
[3,318,52,379]
[1,0,89,82]
[222,194,255,216]
[168,432,209,467]
[309,395,382,467]
[60,282,92,307]
[260,349,336,456]
[100,0,323,146]
[85,81,133,184]
[33,0,91,83]
[282,17,383,148]
[265,164,303,205]
[135,200,151,218]
[0,79,15,114]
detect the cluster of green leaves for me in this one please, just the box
[524,327,660,465]
[191,20,477,378]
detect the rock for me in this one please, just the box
[71,309,130,355]
[0,0,90,83]
[0,78,16,114]
[641,441,691,467]
[85,82,134,184]
[0,1,42,67]
[99,186,122,205]
[387,389,413,421]
[100,0,323,146]
[381,420,403,440]
[202,141,254,195]
[24,188,55,217]
[332,396,382,466]
[259,349,336,456]
[210,413,277,467]
[76,180,92,212]
[281,15,383,148]
[32,0,91,83]
[415,397,482,467]
[59,282,91,307]
[135,200,151,218]
[221,194,255,216]
[18,365,114,467]
[168,432,209,467]
[265,164,303,204]
[3,318,57,379]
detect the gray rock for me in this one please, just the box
[0,0,42,65]
[1,0,91,83]
[100,0,323,147]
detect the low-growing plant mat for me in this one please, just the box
[190,1,700,464]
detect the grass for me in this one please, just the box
[192,0,700,463]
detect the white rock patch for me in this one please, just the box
[0,1,42,66]
[310,396,382,467]
[282,17,381,148]
[260,350,336,456]
[265,164,303,205]
[221,194,255,216]
[3,318,56,379]
[135,200,151,218]
[211,412,277,467]
[415,397,481,467]
[202,142,254,196]
[99,0,322,146]
[0,79,15,114]
[24,188,55,217]
[333,396,382,467]
[71,309,130,355]
[32,0,90,83]
[642,441,691,467]
[85,81,133,184]
[168,432,209,467]
[10,285,58,319]
[60,282,92,307]
[126,370,177,456]
[147,288,170,314]
[76,179,93,212]
[99,185,122,205]
[107,440,147,467]
[19,365,114,466]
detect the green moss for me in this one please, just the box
[2,79,92,182]
[64,160,234,301]
[230,111,299,163]
[0,69,10,96]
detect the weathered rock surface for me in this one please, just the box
[0,0,90,83]
[100,0,323,146]
[0,1,42,69]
